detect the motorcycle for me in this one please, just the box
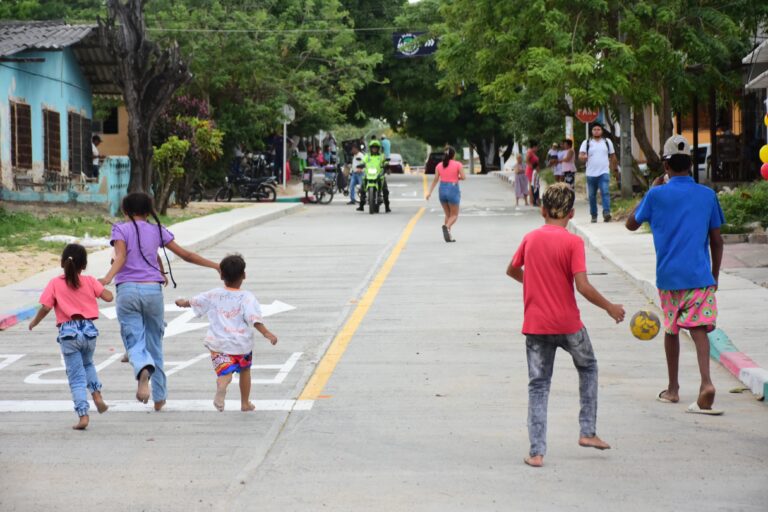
[363,164,384,214]
[214,172,277,202]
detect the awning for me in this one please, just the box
[743,38,768,64]
[745,68,768,90]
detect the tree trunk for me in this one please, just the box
[658,85,674,148]
[99,0,192,195]
[633,106,663,176]
[618,97,633,198]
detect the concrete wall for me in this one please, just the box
[97,104,129,156]
[0,48,93,189]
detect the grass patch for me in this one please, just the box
[609,195,641,221]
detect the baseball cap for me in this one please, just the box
[662,135,691,160]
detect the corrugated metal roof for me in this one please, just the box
[0,20,121,95]
[0,20,95,57]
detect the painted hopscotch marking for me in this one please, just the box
[0,354,25,371]
[0,399,314,413]
[22,352,303,385]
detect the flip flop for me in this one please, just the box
[656,390,678,403]
[686,402,724,416]
[442,225,451,242]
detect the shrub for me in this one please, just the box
[719,181,768,231]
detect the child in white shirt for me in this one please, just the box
[176,254,277,412]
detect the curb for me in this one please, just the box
[567,220,767,402]
[0,203,301,331]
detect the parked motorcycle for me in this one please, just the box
[214,172,277,202]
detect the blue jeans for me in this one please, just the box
[58,320,101,416]
[525,328,598,457]
[348,172,362,202]
[586,173,611,218]
[116,283,166,401]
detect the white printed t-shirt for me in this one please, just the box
[578,138,615,177]
[190,288,264,355]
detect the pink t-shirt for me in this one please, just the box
[511,225,586,335]
[39,274,105,325]
[436,160,462,183]
[525,150,539,182]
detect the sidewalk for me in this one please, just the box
[0,202,301,330]
[492,170,768,402]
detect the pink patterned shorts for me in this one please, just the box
[658,286,717,335]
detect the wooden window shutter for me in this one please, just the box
[68,112,83,174]
[82,117,92,174]
[10,101,32,170]
[44,110,62,172]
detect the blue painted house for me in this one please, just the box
[0,21,129,213]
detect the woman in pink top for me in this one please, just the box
[29,244,114,430]
[526,141,540,206]
[426,146,466,242]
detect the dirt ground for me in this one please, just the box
[0,202,251,288]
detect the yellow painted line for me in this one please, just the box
[422,173,428,198]
[299,207,426,400]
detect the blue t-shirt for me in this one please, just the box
[634,176,724,291]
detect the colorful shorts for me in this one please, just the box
[658,286,717,335]
[210,351,252,376]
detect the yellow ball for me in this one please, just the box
[630,310,661,341]
[761,145,768,164]
[764,114,768,127]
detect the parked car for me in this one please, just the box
[693,143,710,180]
[387,153,404,174]
[424,152,443,174]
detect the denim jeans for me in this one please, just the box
[348,172,362,202]
[58,320,101,416]
[586,173,611,218]
[116,283,166,401]
[525,327,598,457]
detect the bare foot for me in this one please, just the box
[153,400,166,412]
[73,415,89,430]
[657,389,679,403]
[524,455,543,467]
[697,384,716,410]
[579,435,611,450]
[92,391,109,414]
[136,369,150,404]
[121,353,129,363]
[213,387,227,412]
[241,401,256,412]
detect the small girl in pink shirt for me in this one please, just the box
[29,244,114,430]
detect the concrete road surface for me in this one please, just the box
[0,175,764,512]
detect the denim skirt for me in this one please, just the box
[439,182,461,204]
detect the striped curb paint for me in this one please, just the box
[0,304,40,331]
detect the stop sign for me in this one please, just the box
[576,109,599,124]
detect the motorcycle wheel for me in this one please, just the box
[317,186,334,204]
[214,187,232,202]
[368,190,376,214]
[256,184,277,202]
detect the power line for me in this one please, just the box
[146,26,408,34]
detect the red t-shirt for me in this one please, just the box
[525,150,539,181]
[511,225,586,334]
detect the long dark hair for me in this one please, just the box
[442,146,456,168]
[121,192,176,287]
[61,243,87,289]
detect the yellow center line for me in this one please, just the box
[422,173,428,199]
[298,207,426,401]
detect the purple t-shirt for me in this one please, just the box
[111,220,175,284]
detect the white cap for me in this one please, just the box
[662,135,691,160]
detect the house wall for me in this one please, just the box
[98,104,129,156]
[0,48,92,189]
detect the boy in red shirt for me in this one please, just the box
[507,183,625,467]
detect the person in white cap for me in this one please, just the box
[625,135,725,415]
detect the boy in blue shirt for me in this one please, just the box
[626,135,725,415]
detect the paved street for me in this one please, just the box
[0,175,765,512]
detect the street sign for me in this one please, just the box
[576,109,599,124]
[282,104,295,123]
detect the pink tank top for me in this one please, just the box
[437,160,462,183]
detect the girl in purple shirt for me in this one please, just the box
[100,193,220,410]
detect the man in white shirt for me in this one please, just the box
[579,123,617,222]
[347,145,366,205]
[91,135,102,179]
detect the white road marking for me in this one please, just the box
[165,352,210,376]
[23,352,124,385]
[232,352,302,384]
[0,399,314,413]
[0,354,24,371]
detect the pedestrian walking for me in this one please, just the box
[426,146,465,242]
[626,135,725,415]
[514,153,529,208]
[99,193,220,411]
[579,122,617,222]
[29,244,114,429]
[559,139,577,190]
[347,145,366,204]
[175,254,278,412]
[526,142,540,206]
[507,183,625,468]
